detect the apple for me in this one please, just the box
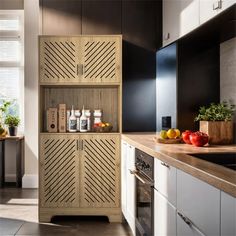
[189,131,209,147]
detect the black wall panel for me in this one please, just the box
[82,0,121,34]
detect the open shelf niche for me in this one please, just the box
[40,85,121,133]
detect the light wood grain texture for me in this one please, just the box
[39,207,122,223]
[41,86,119,132]
[39,35,121,84]
[122,133,236,197]
[39,133,121,223]
[39,134,79,208]
[154,137,183,144]
[39,35,122,223]
[79,134,120,208]
[200,121,234,144]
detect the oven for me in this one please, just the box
[130,149,154,236]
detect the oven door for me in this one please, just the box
[130,170,154,236]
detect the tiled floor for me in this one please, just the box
[0,188,131,236]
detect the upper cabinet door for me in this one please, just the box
[39,36,80,84]
[200,0,236,24]
[179,0,200,37]
[163,0,180,46]
[81,36,121,83]
[39,35,122,85]
[163,0,200,47]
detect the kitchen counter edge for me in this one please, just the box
[122,133,236,198]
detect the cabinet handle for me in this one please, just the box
[77,64,79,75]
[81,140,84,150]
[81,64,84,75]
[213,1,222,10]
[161,162,170,168]
[177,212,192,226]
[77,140,79,150]
[164,33,170,41]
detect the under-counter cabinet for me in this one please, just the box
[200,0,236,24]
[121,141,135,235]
[39,35,122,223]
[221,191,236,236]
[154,158,177,206]
[177,170,220,236]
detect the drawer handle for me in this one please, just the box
[213,1,222,10]
[177,212,192,226]
[161,162,170,168]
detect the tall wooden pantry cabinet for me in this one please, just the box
[39,35,122,223]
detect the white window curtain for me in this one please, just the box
[0,10,24,132]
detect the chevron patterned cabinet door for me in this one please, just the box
[39,36,81,84]
[39,134,80,208]
[79,134,120,208]
[81,36,121,83]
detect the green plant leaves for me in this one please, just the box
[194,101,235,122]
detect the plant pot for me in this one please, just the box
[8,126,17,136]
[199,121,233,145]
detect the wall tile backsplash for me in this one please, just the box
[220,37,236,142]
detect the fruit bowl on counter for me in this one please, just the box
[93,122,113,132]
[154,128,183,144]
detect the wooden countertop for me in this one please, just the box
[122,132,236,197]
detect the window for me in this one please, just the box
[0,10,24,131]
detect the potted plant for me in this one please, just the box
[195,101,235,144]
[4,115,20,136]
[0,101,11,137]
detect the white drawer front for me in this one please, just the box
[177,170,220,236]
[154,158,177,206]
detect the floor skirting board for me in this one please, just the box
[22,174,38,188]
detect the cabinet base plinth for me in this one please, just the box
[39,207,122,223]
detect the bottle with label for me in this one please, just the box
[69,105,77,132]
[85,110,91,132]
[80,106,88,132]
[75,110,81,132]
[94,109,102,125]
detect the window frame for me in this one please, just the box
[0,10,24,132]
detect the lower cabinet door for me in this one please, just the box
[126,144,136,235]
[121,141,128,218]
[154,190,177,236]
[177,211,205,236]
[39,134,79,208]
[177,170,220,236]
[221,191,236,236]
[79,134,120,208]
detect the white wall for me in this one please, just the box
[0,0,23,183]
[220,37,236,143]
[23,0,40,188]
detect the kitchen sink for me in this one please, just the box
[189,153,236,171]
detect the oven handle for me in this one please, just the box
[129,169,154,186]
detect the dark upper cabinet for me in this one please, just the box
[122,0,162,52]
[40,0,82,35]
[82,0,122,34]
